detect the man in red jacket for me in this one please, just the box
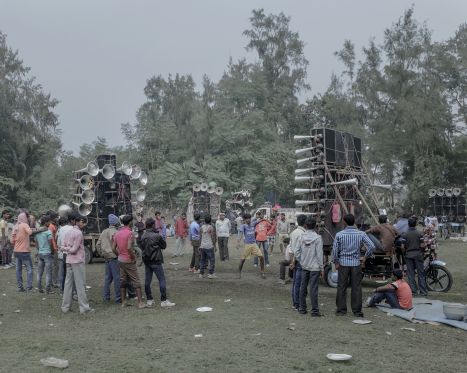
[173,213,189,257]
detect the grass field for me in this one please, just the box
[0,238,466,373]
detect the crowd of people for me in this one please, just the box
[0,205,430,317]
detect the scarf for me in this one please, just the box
[13,212,29,236]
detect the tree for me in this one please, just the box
[0,31,62,212]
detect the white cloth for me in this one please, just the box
[216,219,231,238]
[284,244,292,261]
[289,226,306,259]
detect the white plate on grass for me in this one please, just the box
[326,353,352,361]
[352,319,372,325]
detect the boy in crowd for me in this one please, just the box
[237,213,265,279]
[277,237,292,285]
[253,213,271,267]
[35,216,54,294]
[199,214,217,279]
[366,269,413,310]
[298,217,323,317]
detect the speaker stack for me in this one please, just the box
[191,181,224,218]
[294,128,364,249]
[72,154,148,233]
[427,187,466,223]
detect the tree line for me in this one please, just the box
[1,7,466,215]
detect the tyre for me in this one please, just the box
[84,245,93,264]
[324,265,338,288]
[425,264,452,292]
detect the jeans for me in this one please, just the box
[336,265,362,314]
[405,256,428,295]
[292,262,302,308]
[58,257,66,292]
[200,248,215,275]
[190,240,201,269]
[104,258,121,303]
[253,240,269,266]
[144,263,167,301]
[217,237,229,260]
[52,250,59,286]
[15,252,33,290]
[174,237,187,256]
[37,253,53,292]
[369,291,400,308]
[299,270,320,313]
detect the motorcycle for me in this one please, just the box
[324,227,453,292]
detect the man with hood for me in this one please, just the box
[11,212,33,292]
[297,216,324,317]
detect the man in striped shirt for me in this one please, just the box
[332,213,375,317]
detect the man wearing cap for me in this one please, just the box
[61,212,94,314]
[97,214,121,303]
[215,212,231,261]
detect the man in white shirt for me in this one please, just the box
[215,213,231,261]
[289,215,307,310]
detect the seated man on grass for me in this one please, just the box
[366,269,413,310]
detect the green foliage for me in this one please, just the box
[2,8,467,215]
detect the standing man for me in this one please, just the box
[56,216,72,293]
[113,215,146,309]
[0,210,12,268]
[298,217,323,317]
[96,214,121,303]
[46,212,59,288]
[61,212,94,314]
[237,213,265,279]
[267,214,277,254]
[289,214,307,310]
[141,217,175,307]
[189,213,202,273]
[402,217,428,297]
[215,212,231,261]
[332,213,375,317]
[277,213,289,254]
[35,216,54,294]
[173,213,189,257]
[154,211,167,240]
[11,212,33,292]
[199,215,217,278]
[253,213,271,267]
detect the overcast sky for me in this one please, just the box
[1,0,466,153]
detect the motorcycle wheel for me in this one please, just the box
[324,265,338,288]
[425,264,452,292]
